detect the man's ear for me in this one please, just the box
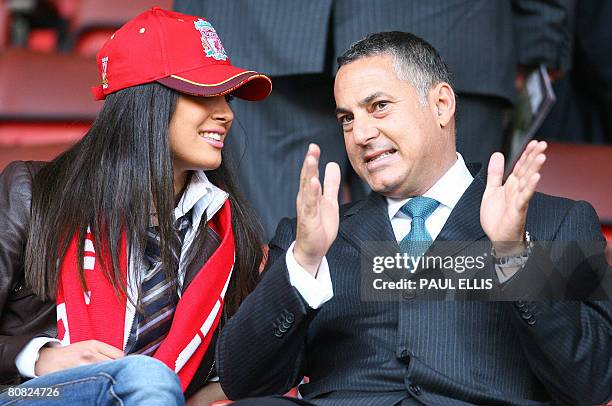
[429,82,455,128]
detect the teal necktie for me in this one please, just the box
[398,196,440,263]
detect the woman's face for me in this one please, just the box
[168,94,234,173]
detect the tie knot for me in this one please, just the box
[175,211,192,246]
[400,196,439,220]
[174,212,191,232]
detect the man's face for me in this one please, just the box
[334,54,455,198]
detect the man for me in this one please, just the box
[537,0,612,144]
[216,33,611,405]
[176,0,574,239]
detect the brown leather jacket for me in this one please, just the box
[0,161,55,385]
[0,161,217,396]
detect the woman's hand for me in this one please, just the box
[35,340,124,376]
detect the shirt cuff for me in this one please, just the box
[15,337,61,378]
[285,241,333,309]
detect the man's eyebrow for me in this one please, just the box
[335,106,351,116]
[335,91,393,116]
[359,92,390,107]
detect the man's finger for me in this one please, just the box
[323,162,341,202]
[524,142,547,176]
[486,152,504,189]
[304,176,321,216]
[299,144,320,190]
[514,140,538,179]
[299,154,318,202]
[520,141,540,175]
[519,152,546,191]
[299,153,310,192]
[517,173,541,210]
[301,156,321,215]
[519,140,547,180]
[306,147,321,187]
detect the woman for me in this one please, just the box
[0,8,271,405]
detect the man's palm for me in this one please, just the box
[481,141,547,243]
[294,144,341,275]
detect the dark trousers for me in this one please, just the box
[233,396,314,406]
[231,394,422,406]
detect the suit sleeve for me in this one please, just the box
[216,218,317,400]
[0,161,41,380]
[504,201,612,405]
[512,0,574,72]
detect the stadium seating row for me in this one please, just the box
[1,0,172,53]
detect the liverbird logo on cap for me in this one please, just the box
[101,56,109,89]
[194,19,228,61]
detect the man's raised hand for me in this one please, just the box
[481,140,547,255]
[293,144,341,276]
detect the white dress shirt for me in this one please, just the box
[386,153,473,241]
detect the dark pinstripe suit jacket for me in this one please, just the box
[217,166,612,406]
[176,0,573,103]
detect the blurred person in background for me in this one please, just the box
[6,0,68,48]
[536,0,612,144]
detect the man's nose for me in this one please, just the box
[352,117,378,145]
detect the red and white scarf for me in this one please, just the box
[56,200,234,391]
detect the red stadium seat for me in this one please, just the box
[0,122,91,170]
[74,29,114,56]
[71,0,172,56]
[603,226,612,242]
[27,29,59,52]
[603,226,612,265]
[0,48,100,170]
[0,48,100,120]
[536,142,612,264]
[537,142,612,225]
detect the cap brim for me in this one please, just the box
[157,64,272,101]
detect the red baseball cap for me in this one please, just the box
[92,7,272,101]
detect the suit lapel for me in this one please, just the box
[338,192,405,286]
[339,192,397,259]
[434,165,488,256]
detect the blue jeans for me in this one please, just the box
[0,355,184,405]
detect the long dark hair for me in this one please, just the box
[25,82,262,316]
